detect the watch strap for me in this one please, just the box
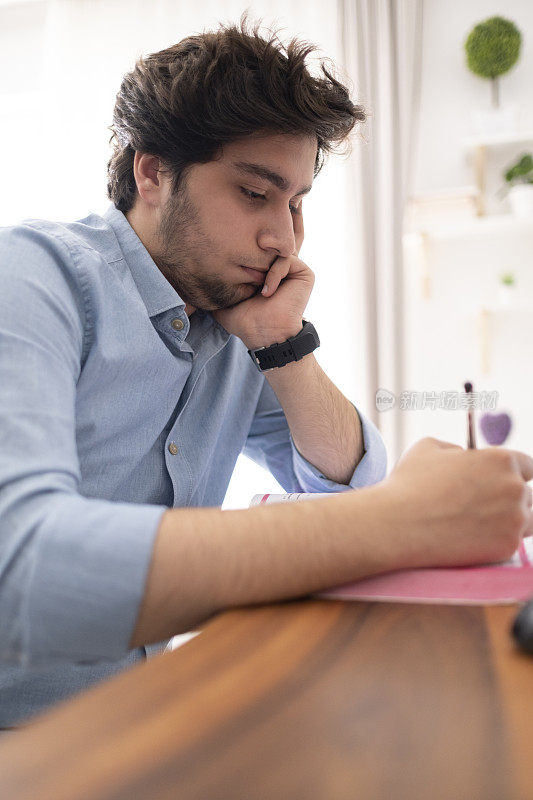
[248,320,320,371]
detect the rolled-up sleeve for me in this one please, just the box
[243,377,387,493]
[0,226,165,667]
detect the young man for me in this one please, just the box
[0,20,532,728]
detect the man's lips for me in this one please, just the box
[240,265,268,283]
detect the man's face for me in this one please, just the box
[153,133,317,312]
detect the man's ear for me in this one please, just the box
[132,153,167,207]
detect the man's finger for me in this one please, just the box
[262,256,291,296]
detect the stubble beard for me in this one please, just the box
[155,183,259,311]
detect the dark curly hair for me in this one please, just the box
[107,15,366,212]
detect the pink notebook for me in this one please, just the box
[252,493,533,605]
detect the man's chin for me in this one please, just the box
[184,282,260,313]
[209,283,261,311]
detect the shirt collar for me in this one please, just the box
[103,204,185,318]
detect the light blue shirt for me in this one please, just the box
[0,205,387,726]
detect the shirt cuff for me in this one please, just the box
[291,406,387,492]
[24,499,167,666]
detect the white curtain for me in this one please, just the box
[338,0,424,463]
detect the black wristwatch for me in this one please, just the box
[247,320,320,372]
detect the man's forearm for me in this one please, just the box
[129,486,397,649]
[264,354,364,485]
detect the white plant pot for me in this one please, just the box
[497,284,516,306]
[508,184,533,218]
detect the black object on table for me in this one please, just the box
[512,599,533,653]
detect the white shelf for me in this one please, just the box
[403,213,533,243]
[463,131,533,149]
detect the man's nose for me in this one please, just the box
[257,209,296,258]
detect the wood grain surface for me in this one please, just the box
[0,600,532,800]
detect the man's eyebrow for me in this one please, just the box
[231,161,312,196]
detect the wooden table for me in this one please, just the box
[1,600,533,800]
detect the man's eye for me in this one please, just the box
[240,188,265,201]
[240,187,301,215]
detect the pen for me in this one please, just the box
[464,381,476,449]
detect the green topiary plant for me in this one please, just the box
[465,16,522,108]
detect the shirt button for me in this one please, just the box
[171,318,184,331]
[168,442,178,455]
